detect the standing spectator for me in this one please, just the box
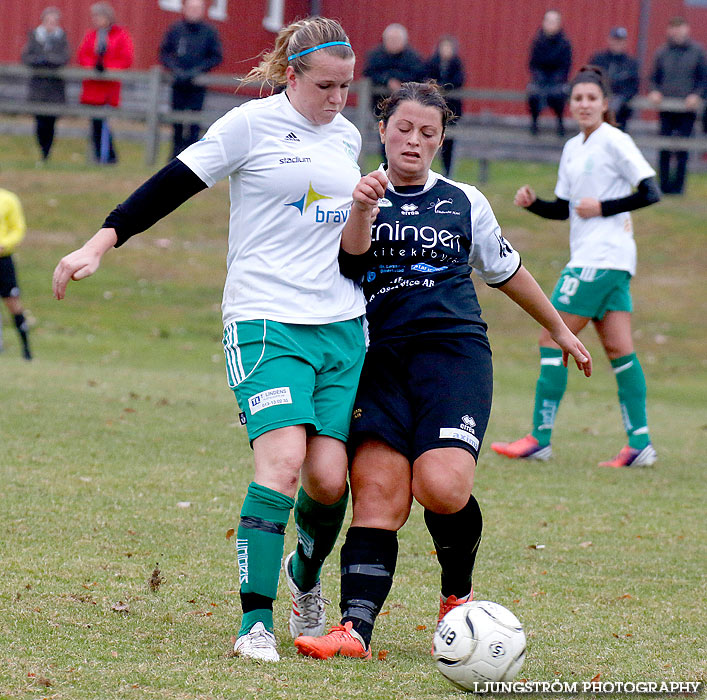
[160,0,223,160]
[425,35,465,177]
[648,16,706,195]
[364,24,425,95]
[527,9,572,136]
[589,27,640,132]
[0,188,32,360]
[77,2,134,164]
[21,7,70,162]
[364,24,425,158]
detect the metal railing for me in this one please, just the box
[1,64,705,168]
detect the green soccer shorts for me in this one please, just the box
[223,318,366,443]
[550,267,633,320]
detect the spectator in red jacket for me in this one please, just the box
[77,2,134,164]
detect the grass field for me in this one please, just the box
[1,133,705,700]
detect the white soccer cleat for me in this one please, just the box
[233,622,279,662]
[284,550,329,639]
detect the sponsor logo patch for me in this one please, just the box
[248,387,293,414]
[239,411,247,425]
[439,428,480,450]
[279,155,311,164]
[236,539,248,584]
[285,182,332,215]
[284,131,300,142]
[401,203,419,215]
[411,262,446,273]
[428,197,461,215]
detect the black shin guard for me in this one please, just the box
[425,494,483,599]
[13,313,31,359]
[340,527,398,648]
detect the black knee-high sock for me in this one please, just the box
[425,494,482,599]
[340,527,398,648]
[13,313,31,359]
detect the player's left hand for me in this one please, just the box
[575,197,601,219]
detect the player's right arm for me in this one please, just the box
[53,227,117,299]
[53,159,207,299]
[341,170,388,255]
[515,185,570,220]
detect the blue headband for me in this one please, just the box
[287,41,352,62]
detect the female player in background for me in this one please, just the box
[293,81,592,660]
[491,66,661,468]
[53,17,369,662]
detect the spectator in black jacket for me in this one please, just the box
[648,16,706,195]
[527,9,572,137]
[589,27,640,132]
[364,24,425,158]
[159,0,223,159]
[21,7,70,161]
[364,23,425,94]
[425,36,465,176]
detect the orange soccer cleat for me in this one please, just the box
[294,621,371,660]
[598,444,657,468]
[437,591,473,626]
[490,434,552,461]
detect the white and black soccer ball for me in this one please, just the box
[432,600,526,691]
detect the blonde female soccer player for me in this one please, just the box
[293,81,591,660]
[53,17,369,662]
[491,66,661,468]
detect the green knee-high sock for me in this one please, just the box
[291,484,349,592]
[531,347,568,446]
[611,353,650,450]
[237,482,294,636]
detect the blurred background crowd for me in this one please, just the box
[2,1,706,193]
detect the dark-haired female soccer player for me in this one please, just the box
[53,17,372,662]
[491,66,661,468]
[294,81,592,659]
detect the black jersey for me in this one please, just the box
[347,169,521,346]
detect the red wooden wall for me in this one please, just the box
[4,0,706,101]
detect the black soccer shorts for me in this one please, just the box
[349,334,493,462]
[0,255,20,298]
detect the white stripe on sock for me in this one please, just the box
[540,357,564,366]
[613,360,634,374]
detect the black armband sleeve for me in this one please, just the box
[600,177,661,217]
[338,249,373,283]
[103,159,208,247]
[526,197,570,220]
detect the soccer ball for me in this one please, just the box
[432,600,526,691]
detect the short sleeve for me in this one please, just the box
[612,131,656,187]
[554,143,571,200]
[467,188,522,286]
[177,106,252,187]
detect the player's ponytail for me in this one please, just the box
[244,17,354,87]
[570,65,618,126]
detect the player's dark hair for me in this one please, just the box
[570,64,617,127]
[377,81,455,131]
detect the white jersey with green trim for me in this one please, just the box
[178,92,365,326]
[554,121,655,276]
